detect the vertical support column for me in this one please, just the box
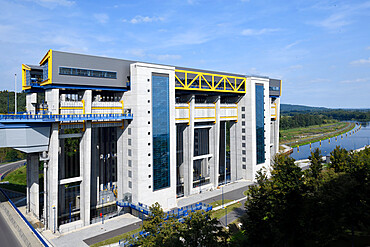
[45,88,59,231]
[230,122,238,182]
[27,153,40,218]
[81,90,92,226]
[245,78,257,181]
[116,122,128,201]
[48,122,59,231]
[209,96,220,188]
[183,95,195,196]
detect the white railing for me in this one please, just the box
[60,101,83,114]
[92,101,123,114]
[220,103,237,120]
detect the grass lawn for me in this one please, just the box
[90,227,142,247]
[209,199,233,208]
[2,165,27,185]
[243,190,248,197]
[211,201,243,219]
[0,165,43,194]
[280,122,355,147]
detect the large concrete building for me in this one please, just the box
[0,50,281,232]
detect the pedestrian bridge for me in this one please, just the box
[0,113,133,153]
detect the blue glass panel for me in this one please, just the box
[152,74,170,191]
[42,61,48,81]
[255,85,265,164]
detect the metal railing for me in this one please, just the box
[0,113,133,122]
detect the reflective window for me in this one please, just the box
[194,128,209,156]
[152,74,170,191]
[269,86,280,91]
[59,67,117,79]
[43,61,48,81]
[256,84,265,164]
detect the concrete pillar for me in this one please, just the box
[230,121,238,182]
[27,153,40,218]
[209,96,220,187]
[26,93,37,114]
[80,90,92,226]
[48,122,59,231]
[245,78,257,181]
[183,95,195,196]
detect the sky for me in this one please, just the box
[0,0,369,108]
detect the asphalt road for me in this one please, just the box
[0,160,26,177]
[83,221,143,246]
[0,160,26,174]
[0,212,22,247]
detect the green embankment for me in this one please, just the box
[0,164,44,194]
[90,227,142,247]
[280,122,356,148]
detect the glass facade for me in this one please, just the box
[59,67,117,79]
[152,74,170,191]
[255,84,265,164]
[194,128,209,156]
[42,61,48,81]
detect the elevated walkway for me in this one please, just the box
[0,113,133,123]
[0,113,133,153]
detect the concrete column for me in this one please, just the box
[116,124,127,201]
[48,122,59,231]
[27,153,40,218]
[26,93,37,114]
[209,96,220,187]
[230,122,238,182]
[80,90,92,226]
[245,78,257,181]
[183,95,195,196]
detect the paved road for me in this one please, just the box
[0,212,22,247]
[0,160,26,177]
[83,221,142,246]
[219,199,247,227]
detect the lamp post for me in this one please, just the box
[222,186,224,208]
[14,74,17,114]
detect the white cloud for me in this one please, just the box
[151,54,181,61]
[367,46,370,50]
[313,13,351,29]
[340,78,369,84]
[350,57,370,65]
[94,13,109,24]
[241,28,280,36]
[125,16,164,24]
[30,0,75,8]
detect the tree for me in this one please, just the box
[126,202,229,247]
[329,146,349,172]
[308,148,323,179]
[239,155,307,247]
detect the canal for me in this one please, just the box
[290,122,370,160]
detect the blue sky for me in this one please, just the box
[0,0,369,108]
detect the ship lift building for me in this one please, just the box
[0,50,281,232]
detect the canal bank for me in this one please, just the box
[291,122,370,160]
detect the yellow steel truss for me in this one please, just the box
[175,69,246,93]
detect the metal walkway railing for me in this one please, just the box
[0,113,133,123]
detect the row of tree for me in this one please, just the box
[130,146,370,246]
[279,114,335,130]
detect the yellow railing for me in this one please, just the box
[175,69,246,93]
